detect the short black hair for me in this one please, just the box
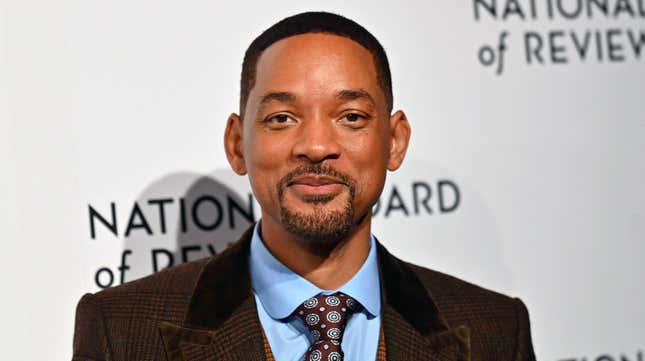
[240,11,393,116]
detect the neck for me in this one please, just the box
[259,212,372,290]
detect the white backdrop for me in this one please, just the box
[2,1,644,360]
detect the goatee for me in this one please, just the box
[277,164,357,244]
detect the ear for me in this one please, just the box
[387,110,411,171]
[224,113,247,175]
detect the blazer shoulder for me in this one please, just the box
[405,262,535,360]
[95,256,210,299]
[92,226,254,302]
[73,293,111,360]
[72,258,213,360]
[84,256,211,327]
[406,262,517,307]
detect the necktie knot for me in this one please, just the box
[293,292,361,361]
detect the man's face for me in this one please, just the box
[226,33,409,243]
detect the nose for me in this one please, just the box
[292,116,341,164]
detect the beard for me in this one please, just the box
[277,164,357,245]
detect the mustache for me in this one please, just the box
[277,164,356,197]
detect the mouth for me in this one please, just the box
[287,174,347,196]
[287,174,346,187]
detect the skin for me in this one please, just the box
[224,33,411,290]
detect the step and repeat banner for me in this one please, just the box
[2,1,644,360]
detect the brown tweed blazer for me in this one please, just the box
[73,226,536,361]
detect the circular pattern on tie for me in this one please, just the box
[310,330,321,340]
[345,298,357,311]
[309,349,322,361]
[326,311,341,323]
[325,296,340,306]
[306,313,320,326]
[304,298,318,309]
[327,328,341,339]
[328,352,341,361]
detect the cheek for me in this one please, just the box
[243,131,291,202]
[247,131,293,165]
[340,133,389,200]
[343,123,390,168]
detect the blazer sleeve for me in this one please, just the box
[513,298,537,361]
[72,293,112,361]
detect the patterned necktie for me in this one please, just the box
[293,292,361,361]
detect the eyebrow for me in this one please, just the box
[335,88,376,107]
[258,88,376,107]
[260,91,297,105]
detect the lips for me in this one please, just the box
[287,175,347,187]
[287,174,346,196]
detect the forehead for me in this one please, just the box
[248,33,383,107]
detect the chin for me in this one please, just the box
[279,201,355,244]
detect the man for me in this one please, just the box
[73,12,536,361]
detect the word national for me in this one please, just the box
[474,0,645,21]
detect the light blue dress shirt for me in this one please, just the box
[249,222,382,361]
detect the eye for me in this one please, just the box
[269,114,290,123]
[263,113,296,129]
[339,112,370,128]
[344,113,362,122]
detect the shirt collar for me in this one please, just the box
[249,221,381,320]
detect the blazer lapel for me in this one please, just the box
[377,242,471,361]
[158,225,470,360]
[159,226,266,361]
